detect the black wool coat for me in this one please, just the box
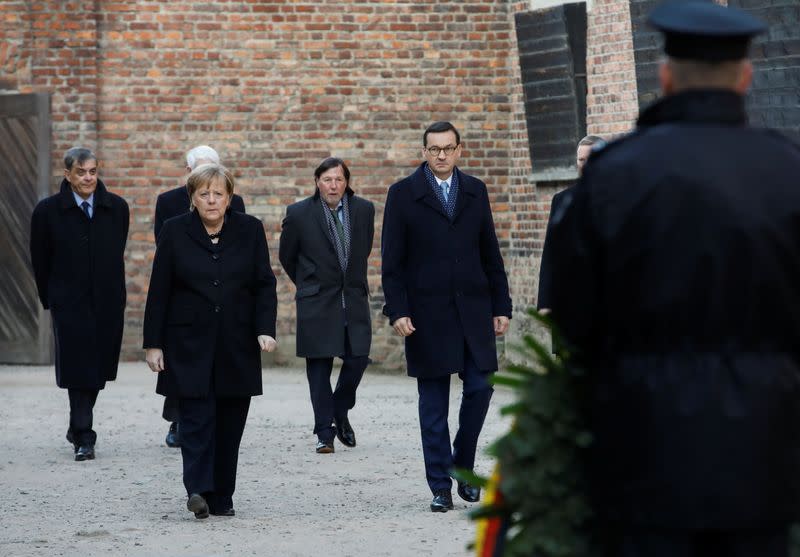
[537,187,572,311]
[381,164,512,378]
[549,90,800,528]
[279,191,375,358]
[30,179,129,389]
[154,184,245,240]
[142,210,277,398]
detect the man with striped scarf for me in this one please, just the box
[280,157,375,454]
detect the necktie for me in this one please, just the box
[440,181,449,203]
[81,200,91,219]
[330,208,345,252]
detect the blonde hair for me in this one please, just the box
[186,163,234,209]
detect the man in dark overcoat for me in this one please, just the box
[548,2,800,555]
[537,135,604,312]
[153,145,245,448]
[29,147,129,461]
[382,122,512,512]
[279,157,374,453]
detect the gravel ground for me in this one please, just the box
[0,362,513,557]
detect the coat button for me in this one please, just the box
[214,305,221,313]
[212,254,219,260]
[212,280,220,287]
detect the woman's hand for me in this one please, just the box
[146,348,165,372]
[258,335,277,353]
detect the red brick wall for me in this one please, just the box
[4,1,531,368]
[586,0,639,136]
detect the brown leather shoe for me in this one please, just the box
[316,439,335,454]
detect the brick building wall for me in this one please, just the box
[4,1,794,368]
[2,0,527,368]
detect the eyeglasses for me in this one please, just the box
[425,145,458,157]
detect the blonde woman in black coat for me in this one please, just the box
[143,163,277,519]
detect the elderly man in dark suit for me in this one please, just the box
[279,157,374,454]
[382,122,512,512]
[30,147,129,461]
[153,145,246,448]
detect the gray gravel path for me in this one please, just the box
[0,363,512,557]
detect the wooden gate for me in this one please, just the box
[0,93,52,364]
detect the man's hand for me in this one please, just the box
[493,316,510,336]
[258,335,278,352]
[146,348,165,372]
[393,317,416,337]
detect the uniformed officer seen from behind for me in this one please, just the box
[548,1,800,556]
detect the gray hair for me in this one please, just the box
[578,135,606,148]
[64,147,97,170]
[185,145,220,170]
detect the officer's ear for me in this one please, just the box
[658,60,675,95]
[734,60,753,95]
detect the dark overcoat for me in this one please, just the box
[278,190,375,358]
[29,179,129,389]
[154,184,245,239]
[381,163,512,378]
[536,187,571,310]
[142,210,277,398]
[549,90,800,528]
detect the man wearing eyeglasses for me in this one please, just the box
[381,121,512,512]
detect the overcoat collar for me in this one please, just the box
[184,207,242,252]
[637,89,747,128]
[312,191,356,262]
[58,178,113,211]
[409,163,477,222]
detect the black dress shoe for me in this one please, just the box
[74,446,95,461]
[165,422,181,448]
[334,415,356,447]
[430,489,454,512]
[187,493,209,519]
[210,507,235,517]
[316,439,335,454]
[457,481,481,503]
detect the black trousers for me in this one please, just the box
[416,345,493,493]
[67,388,99,447]
[305,329,369,443]
[604,525,789,557]
[162,396,179,423]
[178,395,250,511]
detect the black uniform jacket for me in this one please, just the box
[30,180,129,389]
[142,210,277,398]
[549,89,800,528]
[381,163,512,378]
[154,184,245,240]
[279,190,375,358]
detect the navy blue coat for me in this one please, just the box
[142,210,277,398]
[30,180,129,389]
[154,184,245,240]
[549,90,800,528]
[381,163,512,378]
[537,187,571,311]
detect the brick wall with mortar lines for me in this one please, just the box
[3,1,526,369]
